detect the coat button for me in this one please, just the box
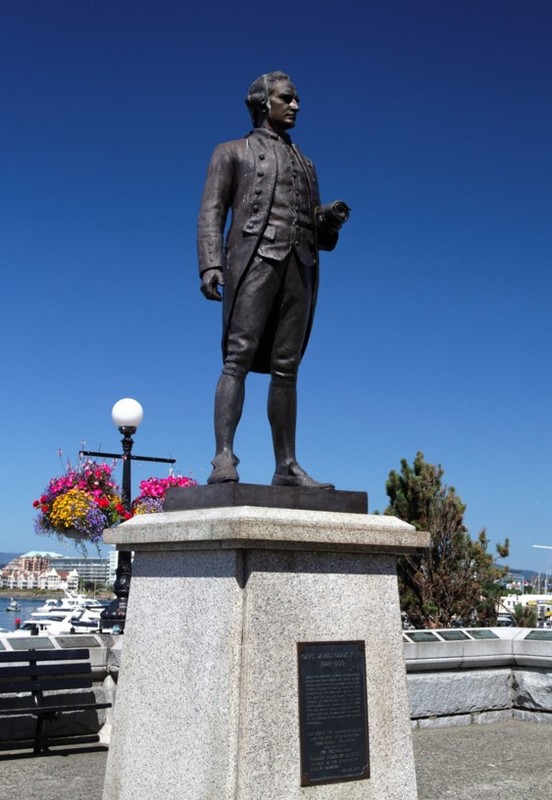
[257,170,265,176]
[259,153,265,160]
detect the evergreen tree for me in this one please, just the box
[385,452,509,628]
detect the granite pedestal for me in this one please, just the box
[102,496,428,800]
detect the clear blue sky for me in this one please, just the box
[2,1,551,573]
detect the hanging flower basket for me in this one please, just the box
[33,458,130,554]
[131,475,197,515]
[34,457,198,554]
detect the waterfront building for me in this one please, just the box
[500,593,552,624]
[48,554,113,585]
[5,551,63,573]
[0,549,114,589]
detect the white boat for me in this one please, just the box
[32,591,106,622]
[8,620,53,635]
[33,598,60,614]
[64,607,103,632]
[10,607,102,636]
[5,598,21,611]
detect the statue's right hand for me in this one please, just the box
[200,268,224,301]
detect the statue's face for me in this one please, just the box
[267,79,300,130]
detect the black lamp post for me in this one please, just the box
[80,398,175,633]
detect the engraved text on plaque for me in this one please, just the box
[297,641,370,786]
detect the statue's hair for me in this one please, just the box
[245,71,292,126]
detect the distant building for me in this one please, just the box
[48,554,112,585]
[1,564,79,592]
[7,551,63,573]
[500,571,530,592]
[500,593,552,623]
[0,549,114,589]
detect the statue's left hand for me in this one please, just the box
[200,268,224,301]
[315,201,350,232]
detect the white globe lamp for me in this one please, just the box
[112,398,144,432]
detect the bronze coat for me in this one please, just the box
[197,128,337,374]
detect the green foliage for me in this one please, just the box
[385,452,509,629]
[512,603,538,627]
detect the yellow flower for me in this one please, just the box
[50,488,90,529]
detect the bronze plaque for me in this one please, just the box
[297,641,370,786]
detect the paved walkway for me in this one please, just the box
[413,719,552,799]
[1,720,551,799]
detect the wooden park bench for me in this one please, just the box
[0,647,111,754]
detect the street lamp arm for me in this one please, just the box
[80,449,176,464]
[125,454,176,464]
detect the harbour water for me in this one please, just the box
[0,596,43,632]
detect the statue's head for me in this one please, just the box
[245,71,299,130]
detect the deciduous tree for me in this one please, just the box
[385,452,509,628]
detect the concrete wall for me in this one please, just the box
[403,627,552,728]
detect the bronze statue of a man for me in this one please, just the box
[198,71,349,487]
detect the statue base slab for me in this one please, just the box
[164,482,368,514]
